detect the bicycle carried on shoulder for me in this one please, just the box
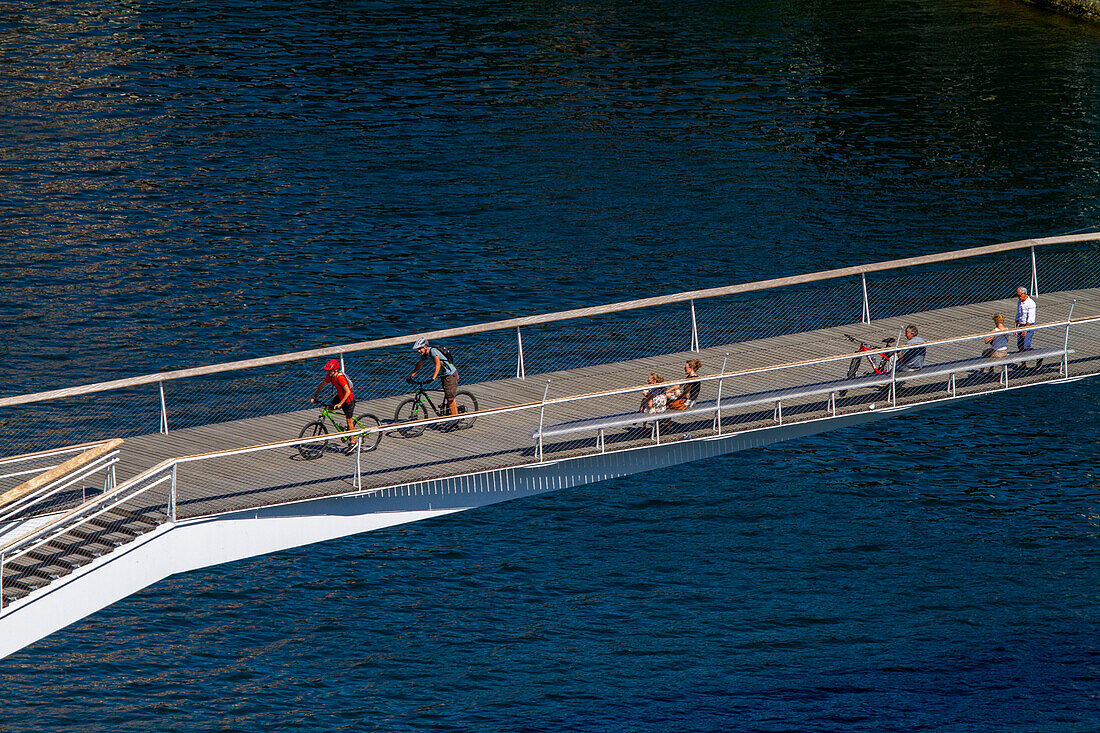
[393,378,478,438]
[298,403,382,460]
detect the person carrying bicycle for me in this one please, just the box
[311,359,357,439]
[409,337,459,416]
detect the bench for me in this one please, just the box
[531,346,1073,451]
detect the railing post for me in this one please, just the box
[1031,246,1039,298]
[516,327,526,380]
[861,273,870,324]
[1,552,5,612]
[690,300,700,352]
[715,353,728,435]
[159,381,169,435]
[890,327,902,407]
[355,437,363,490]
[537,379,550,462]
[339,352,346,372]
[169,464,178,523]
[1063,300,1076,377]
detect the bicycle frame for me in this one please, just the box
[845,334,895,377]
[318,407,352,431]
[410,384,445,417]
[859,345,892,374]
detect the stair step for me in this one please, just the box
[84,515,137,532]
[66,525,139,543]
[5,563,57,582]
[25,545,84,567]
[109,508,164,527]
[45,540,100,560]
[1,576,36,592]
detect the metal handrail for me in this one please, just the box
[2,232,1097,411]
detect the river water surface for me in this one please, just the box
[2,1,1100,730]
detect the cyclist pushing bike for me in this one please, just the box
[311,359,357,442]
[409,337,459,416]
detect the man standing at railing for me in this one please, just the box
[1015,286,1037,367]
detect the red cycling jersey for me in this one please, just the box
[323,372,354,402]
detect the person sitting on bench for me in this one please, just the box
[980,313,1010,372]
[895,324,926,372]
[666,359,702,410]
[640,373,668,414]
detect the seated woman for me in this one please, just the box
[981,313,1009,372]
[640,372,668,414]
[666,359,702,410]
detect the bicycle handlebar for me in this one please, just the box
[844,333,895,347]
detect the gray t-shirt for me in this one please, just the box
[429,346,457,377]
[898,336,926,370]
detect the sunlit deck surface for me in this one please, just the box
[99,287,1100,520]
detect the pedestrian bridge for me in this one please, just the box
[1,234,1098,659]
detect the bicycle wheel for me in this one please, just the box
[394,398,426,438]
[846,356,861,380]
[297,421,329,460]
[453,391,478,429]
[352,413,382,451]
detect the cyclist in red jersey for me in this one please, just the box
[311,359,357,441]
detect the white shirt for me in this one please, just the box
[1016,296,1036,325]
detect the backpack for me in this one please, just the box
[434,345,456,367]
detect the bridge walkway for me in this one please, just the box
[104,286,1100,519]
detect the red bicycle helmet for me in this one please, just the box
[324,359,340,371]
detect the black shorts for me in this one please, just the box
[330,399,356,419]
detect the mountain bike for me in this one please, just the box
[839,333,897,397]
[844,333,897,378]
[393,378,478,438]
[297,404,382,460]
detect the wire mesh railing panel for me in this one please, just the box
[1067,318,1100,380]
[1036,244,1100,296]
[0,387,160,458]
[0,448,84,496]
[172,437,362,519]
[515,301,698,378]
[696,277,868,351]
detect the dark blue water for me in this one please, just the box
[3,0,1100,729]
